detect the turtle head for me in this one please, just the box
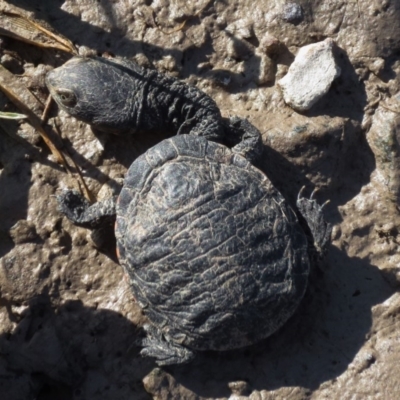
[46,57,134,132]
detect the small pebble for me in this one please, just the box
[282,3,304,24]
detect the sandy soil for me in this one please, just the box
[0,0,399,399]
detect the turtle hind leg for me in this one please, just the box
[225,116,264,163]
[296,187,332,255]
[140,324,195,366]
[57,190,116,230]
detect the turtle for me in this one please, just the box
[45,56,261,162]
[46,56,332,366]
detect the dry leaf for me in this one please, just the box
[0,10,77,54]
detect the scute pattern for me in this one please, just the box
[116,135,309,351]
[48,56,332,365]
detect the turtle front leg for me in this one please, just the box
[57,190,116,229]
[140,324,195,366]
[225,116,264,163]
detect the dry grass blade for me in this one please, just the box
[0,10,77,54]
[154,0,213,34]
[0,111,27,119]
[381,103,400,114]
[0,65,94,202]
[158,20,187,35]
[0,65,64,164]
[41,96,95,202]
[50,118,96,203]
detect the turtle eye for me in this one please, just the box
[55,88,77,107]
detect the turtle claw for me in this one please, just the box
[296,187,332,254]
[297,185,306,200]
[320,199,330,209]
[310,187,319,200]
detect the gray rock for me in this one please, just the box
[282,3,304,24]
[278,39,341,111]
[366,93,400,204]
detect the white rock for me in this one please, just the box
[278,38,341,111]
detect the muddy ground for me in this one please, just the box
[0,0,400,399]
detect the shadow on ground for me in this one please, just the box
[0,120,64,258]
[166,246,394,397]
[0,246,395,399]
[0,293,153,400]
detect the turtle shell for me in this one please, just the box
[115,134,309,351]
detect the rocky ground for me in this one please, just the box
[0,0,399,399]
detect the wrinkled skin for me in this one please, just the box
[46,57,262,162]
[49,56,332,366]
